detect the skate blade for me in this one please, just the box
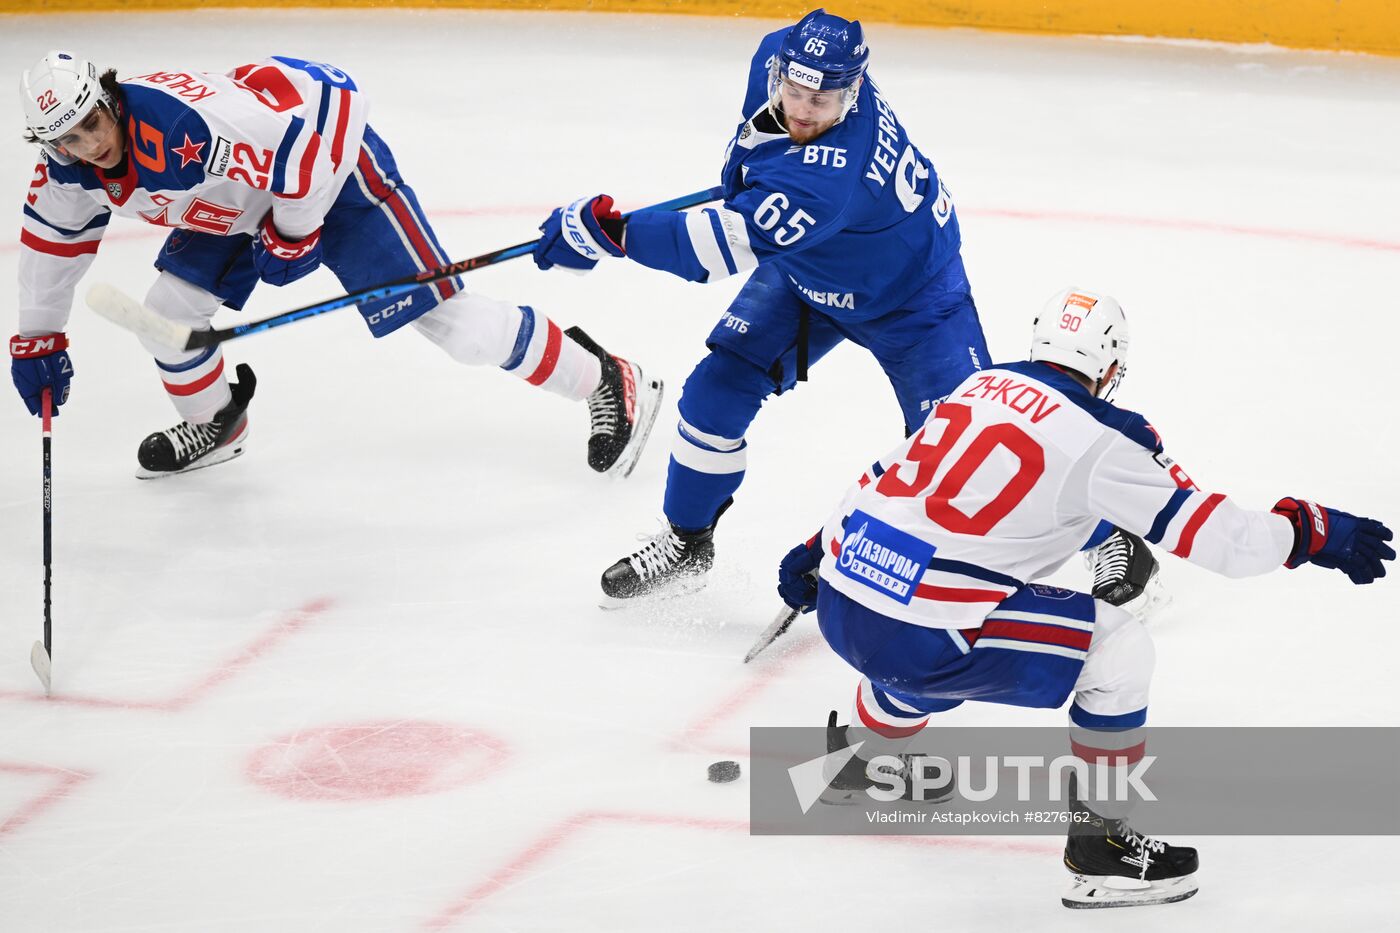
[1061,872,1198,909]
[136,437,248,480]
[598,571,708,610]
[603,371,664,480]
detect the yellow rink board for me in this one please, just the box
[6,0,1400,57]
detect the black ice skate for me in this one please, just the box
[136,363,256,479]
[600,520,716,607]
[819,711,955,806]
[1062,792,1199,909]
[1087,527,1170,622]
[565,326,663,478]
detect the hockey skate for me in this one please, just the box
[1087,528,1170,623]
[136,363,256,479]
[1062,791,1199,909]
[600,520,715,607]
[819,711,955,806]
[566,326,663,478]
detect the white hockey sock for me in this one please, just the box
[849,677,930,753]
[412,296,600,401]
[499,305,600,401]
[138,272,230,423]
[1067,718,1148,821]
[151,345,232,424]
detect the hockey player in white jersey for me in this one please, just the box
[12,51,661,478]
[776,288,1394,908]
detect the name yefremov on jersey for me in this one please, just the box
[819,360,1296,630]
[621,26,961,321]
[20,57,367,336]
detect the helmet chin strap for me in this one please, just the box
[1096,363,1125,401]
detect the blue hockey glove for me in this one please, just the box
[778,532,825,613]
[253,216,323,286]
[533,195,626,273]
[10,332,72,417]
[1272,497,1395,585]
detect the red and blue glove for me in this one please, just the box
[253,216,323,286]
[10,332,72,417]
[1272,497,1394,585]
[778,532,825,613]
[532,195,626,272]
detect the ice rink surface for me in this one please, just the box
[1,9,1398,931]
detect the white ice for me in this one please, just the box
[1,10,1398,932]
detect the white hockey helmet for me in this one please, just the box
[1030,287,1129,399]
[20,50,116,160]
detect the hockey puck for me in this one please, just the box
[708,760,741,783]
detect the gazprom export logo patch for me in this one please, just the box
[836,511,935,605]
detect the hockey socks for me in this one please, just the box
[154,344,233,424]
[663,419,747,531]
[500,305,600,401]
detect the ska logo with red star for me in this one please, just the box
[171,133,206,169]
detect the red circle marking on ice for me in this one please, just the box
[247,720,509,801]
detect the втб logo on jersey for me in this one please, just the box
[837,511,936,605]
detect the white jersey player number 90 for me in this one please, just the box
[753,191,815,246]
[877,402,1045,536]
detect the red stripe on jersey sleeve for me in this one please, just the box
[20,229,100,258]
[276,133,321,201]
[330,88,351,169]
[1171,492,1226,559]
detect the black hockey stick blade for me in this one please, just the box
[30,641,52,694]
[743,605,802,663]
[86,185,725,350]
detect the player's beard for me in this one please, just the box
[776,105,834,145]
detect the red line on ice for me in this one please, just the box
[0,598,333,711]
[420,809,1057,930]
[0,762,93,840]
[670,631,823,757]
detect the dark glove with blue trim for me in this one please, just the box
[533,195,626,273]
[10,332,72,416]
[778,531,825,613]
[253,216,323,286]
[1272,497,1394,585]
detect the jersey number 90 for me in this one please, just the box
[876,402,1045,536]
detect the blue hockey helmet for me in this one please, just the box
[774,9,870,92]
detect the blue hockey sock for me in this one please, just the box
[662,419,746,531]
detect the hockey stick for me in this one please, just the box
[743,605,802,664]
[85,186,726,351]
[30,388,54,693]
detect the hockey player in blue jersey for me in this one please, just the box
[533,9,995,603]
[12,51,662,479]
[774,288,1394,907]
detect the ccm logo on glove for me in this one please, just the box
[10,333,68,357]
